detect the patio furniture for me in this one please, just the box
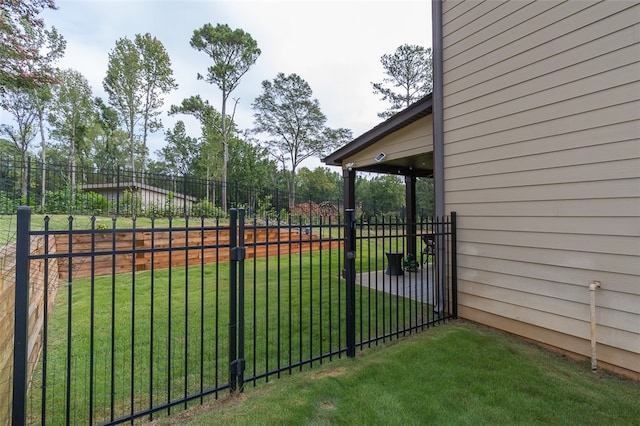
[421,234,435,265]
[385,251,404,276]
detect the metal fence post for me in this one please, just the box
[12,206,31,426]
[236,208,245,391]
[229,209,237,392]
[229,209,246,392]
[345,209,356,357]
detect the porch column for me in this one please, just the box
[405,175,417,258]
[342,168,356,279]
[343,168,355,212]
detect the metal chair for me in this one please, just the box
[421,234,435,265]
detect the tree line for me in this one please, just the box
[1,0,433,217]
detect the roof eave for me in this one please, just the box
[322,94,433,166]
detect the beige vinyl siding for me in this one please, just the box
[344,115,433,168]
[441,0,640,375]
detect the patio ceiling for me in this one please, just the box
[323,94,434,177]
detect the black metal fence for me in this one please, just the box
[0,156,294,217]
[9,207,456,425]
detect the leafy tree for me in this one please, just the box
[20,23,65,203]
[146,159,172,176]
[158,120,201,176]
[0,5,64,199]
[168,99,278,208]
[190,23,261,211]
[0,137,21,157]
[137,33,177,165]
[103,36,141,174]
[49,69,95,192]
[416,177,435,217]
[272,169,292,211]
[0,88,39,196]
[169,95,224,182]
[227,133,278,201]
[103,33,177,173]
[252,73,352,209]
[92,97,128,177]
[296,166,342,204]
[0,0,62,92]
[0,137,22,206]
[356,174,404,217]
[33,84,54,207]
[41,141,68,165]
[372,44,432,119]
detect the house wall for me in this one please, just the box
[440,0,640,376]
[344,115,433,168]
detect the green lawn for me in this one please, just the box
[150,321,640,426]
[27,249,430,425]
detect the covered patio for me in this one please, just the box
[322,94,454,318]
[323,94,435,260]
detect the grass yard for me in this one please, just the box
[27,248,431,425]
[150,321,640,426]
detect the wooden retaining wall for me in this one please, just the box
[56,227,341,280]
[0,237,59,426]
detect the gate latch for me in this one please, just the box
[231,247,246,261]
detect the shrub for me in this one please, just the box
[255,195,279,221]
[191,200,226,218]
[0,191,17,213]
[165,191,177,217]
[42,187,109,215]
[76,191,109,215]
[43,187,74,214]
[117,190,142,216]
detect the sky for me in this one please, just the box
[5,0,432,169]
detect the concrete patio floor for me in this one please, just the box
[354,263,438,305]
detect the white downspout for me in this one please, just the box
[589,280,601,371]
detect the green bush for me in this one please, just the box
[76,191,109,215]
[117,189,142,216]
[145,201,165,217]
[0,191,17,213]
[165,191,177,217]
[190,200,226,218]
[255,195,279,220]
[42,187,109,215]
